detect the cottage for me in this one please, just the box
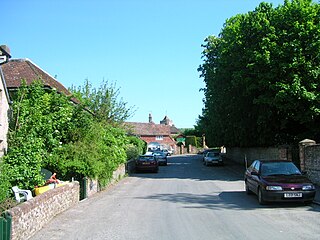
[125,114,179,153]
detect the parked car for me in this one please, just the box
[162,149,171,156]
[135,155,159,173]
[244,159,316,205]
[153,151,168,166]
[203,151,223,166]
[199,148,220,158]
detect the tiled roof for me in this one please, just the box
[1,59,71,96]
[170,125,181,134]
[125,122,171,136]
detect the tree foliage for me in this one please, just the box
[1,79,141,205]
[125,136,147,160]
[70,79,135,125]
[197,0,320,147]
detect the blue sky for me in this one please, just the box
[2,0,284,128]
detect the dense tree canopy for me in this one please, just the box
[197,0,320,147]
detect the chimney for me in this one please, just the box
[149,113,153,123]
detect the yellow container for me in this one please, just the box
[35,184,54,196]
[34,182,68,196]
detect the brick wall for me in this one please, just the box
[7,182,79,240]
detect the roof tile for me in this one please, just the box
[1,59,71,96]
[125,122,171,136]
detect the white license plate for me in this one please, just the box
[284,193,302,198]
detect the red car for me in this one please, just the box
[245,160,316,205]
[135,155,159,173]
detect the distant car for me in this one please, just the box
[162,149,171,156]
[199,148,220,156]
[153,151,168,166]
[203,151,223,166]
[244,160,316,205]
[135,155,159,173]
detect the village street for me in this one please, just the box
[32,155,320,240]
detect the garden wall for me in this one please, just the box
[6,163,126,240]
[7,182,79,240]
[225,147,287,167]
[86,163,126,197]
[300,140,320,185]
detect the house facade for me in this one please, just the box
[0,67,10,157]
[0,45,11,157]
[125,114,179,153]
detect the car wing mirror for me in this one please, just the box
[251,171,259,176]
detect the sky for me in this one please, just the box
[2,0,285,128]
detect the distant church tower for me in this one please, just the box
[160,115,173,126]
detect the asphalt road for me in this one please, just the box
[31,154,320,240]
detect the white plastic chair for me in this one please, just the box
[12,186,33,203]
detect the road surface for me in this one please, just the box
[32,154,320,240]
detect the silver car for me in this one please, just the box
[203,152,223,166]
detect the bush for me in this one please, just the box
[0,79,134,207]
[126,136,146,160]
[0,161,12,204]
[185,136,198,148]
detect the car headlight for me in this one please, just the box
[302,185,315,191]
[266,186,283,191]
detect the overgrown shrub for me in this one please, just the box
[0,79,133,207]
[125,136,146,160]
[0,161,12,204]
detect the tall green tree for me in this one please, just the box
[70,79,135,124]
[198,0,320,147]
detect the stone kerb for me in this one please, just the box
[7,181,79,240]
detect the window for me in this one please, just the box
[254,161,261,173]
[156,136,163,141]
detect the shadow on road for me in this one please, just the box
[135,191,320,212]
[132,154,320,212]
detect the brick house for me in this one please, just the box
[125,114,179,153]
[1,58,78,103]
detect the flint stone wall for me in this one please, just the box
[7,182,79,240]
[87,163,126,197]
[303,144,320,185]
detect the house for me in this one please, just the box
[1,58,78,103]
[125,114,179,153]
[0,45,11,157]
